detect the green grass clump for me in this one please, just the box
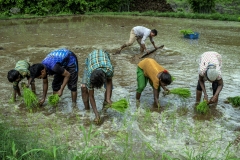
[111,98,129,113]
[48,94,60,106]
[23,87,38,109]
[196,101,209,114]
[170,88,191,98]
[227,96,240,107]
[180,29,194,35]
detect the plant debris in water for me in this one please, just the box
[227,96,240,107]
[48,94,60,106]
[196,101,209,114]
[111,98,128,113]
[170,88,191,98]
[23,87,38,109]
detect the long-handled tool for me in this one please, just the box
[140,45,164,59]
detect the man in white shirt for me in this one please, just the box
[115,26,158,54]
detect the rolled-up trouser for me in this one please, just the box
[125,28,137,46]
[196,80,218,95]
[136,67,160,93]
[52,64,78,92]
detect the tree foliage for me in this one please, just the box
[0,0,133,15]
[188,0,216,13]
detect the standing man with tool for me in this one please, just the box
[115,26,158,54]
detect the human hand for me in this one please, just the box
[208,95,218,104]
[57,89,63,97]
[163,90,170,96]
[203,94,208,102]
[39,98,45,106]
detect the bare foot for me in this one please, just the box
[114,49,121,55]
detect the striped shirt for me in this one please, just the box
[13,60,30,89]
[84,50,114,89]
[133,26,154,44]
[198,51,222,80]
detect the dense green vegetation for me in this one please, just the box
[0,122,104,159]
[0,0,133,16]
[0,0,239,21]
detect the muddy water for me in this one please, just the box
[0,15,240,158]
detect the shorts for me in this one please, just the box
[196,80,218,95]
[52,64,78,92]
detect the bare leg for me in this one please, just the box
[136,92,141,108]
[196,90,202,103]
[71,91,77,107]
[136,38,144,54]
[115,44,127,54]
[81,86,90,110]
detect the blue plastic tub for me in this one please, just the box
[184,32,199,39]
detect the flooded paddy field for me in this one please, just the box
[0,15,240,159]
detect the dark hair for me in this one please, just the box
[151,29,158,36]
[7,70,20,82]
[90,69,106,89]
[160,72,172,85]
[30,63,45,79]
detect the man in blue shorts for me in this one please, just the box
[30,48,78,107]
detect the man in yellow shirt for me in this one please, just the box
[136,58,172,108]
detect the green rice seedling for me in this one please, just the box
[180,29,194,35]
[48,94,60,106]
[23,86,38,110]
[110,98,129,113]
[196,101,209,114]
[170,88,191,98]
[227,96,240,107]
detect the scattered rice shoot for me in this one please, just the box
[171,76,176,82]
[196,100,209,114]
[110,98,129,113]
[170,88,191,98]
[48,94,60,106]
[227,96,240,107]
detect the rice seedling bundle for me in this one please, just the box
[171,76,176,82]
[110,98,129,113]
[227,96,240,107]
[48,94,60,106]
[23,87,38,109]
[196,100,209,114]
[170,88,191,98]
